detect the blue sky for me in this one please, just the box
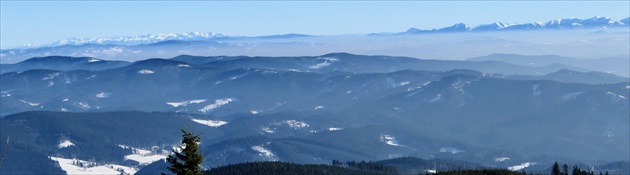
[1,1,629,49]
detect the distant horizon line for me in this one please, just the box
[3,15,629,50]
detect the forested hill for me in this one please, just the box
[201,161,396,175]
[199,161,528,175]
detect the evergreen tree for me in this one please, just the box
[552,162,561,175]
[562,164,569,175]
[572,165,581,175]
[332,160,342,167]
[165,129,203,175]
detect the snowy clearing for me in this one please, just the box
[49,156,136,175]
[309,57,339,69]
[252,145,277,161]
[166,99,207,107]
[284,120,309,129]
[495,157,510,162]
[95,92,112,98]
[137,70,154,74]
[380,134,400,146]
[199,98,233,113]
[58,140,75,148]
[191,119,228,127]
[20,100,40,107]
[508,162,536,171]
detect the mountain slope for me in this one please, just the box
[468,53,629,77]
[0,111,225,175]
[0,56,130,74]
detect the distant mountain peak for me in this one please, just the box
[404,16,629,34]
[36,32,229,48]
[441,23,471,31]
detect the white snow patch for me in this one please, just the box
[49,156,137,175]
[166,99,207,107]
[251,145,277,161]
[508,162,536,171]
[63,98,69,102]
[124,154,166,165]
[380,134,400,146]
[287,69,302,72]
[532,84,541,96]
[229,73,249,80]
[137,69,154,74]
[58,140,75,148]
[429,93,442,102]
[495,157,511,162]
[74,102,91,110]
[85,75,97,80]
[328,128,343,131]
[309,57,338,69]
[191,119,228,127]
[406,82,431,94]
[426,169,437,174]
[20,100,40,106]
[198,98,233,113]
[606,91,627,101]
[397,81,410,87]
[118,145,168,165]
[625,85,630,89]
[251,110,260,114]
[87,58,101,63]
[0,90,12,97]
[440,147,465,154]
[284,120,309,129]
[262,127,275,133]
[452,80,470,94]
[177,64,191,67]
[95,92,112,98]
[406,89,424,97]
[314,106,325,110]
[43,72,61,80]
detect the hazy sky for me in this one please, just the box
[1,1,629,49]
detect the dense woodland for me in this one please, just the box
[202,161,396,175]
[199,160,624,175]
[433,169,526,175]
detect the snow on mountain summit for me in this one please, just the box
[41,32,228,48]
[405,16,628,34]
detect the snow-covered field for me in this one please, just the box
[118,145,168,165]
[508,162,536,171]
[252,144,278,161]
[191,119,228,127]
[199,98,233,113]
[49,156,137,175]
[58,140,75,148]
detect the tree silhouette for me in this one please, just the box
[552,162,561,175]
[165,129,203,175]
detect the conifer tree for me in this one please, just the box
[165,129,203,175]
[552,162,561,175]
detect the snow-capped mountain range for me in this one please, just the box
[33,32,229,48]
[403,16,629,33]
[18,16,629,48]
